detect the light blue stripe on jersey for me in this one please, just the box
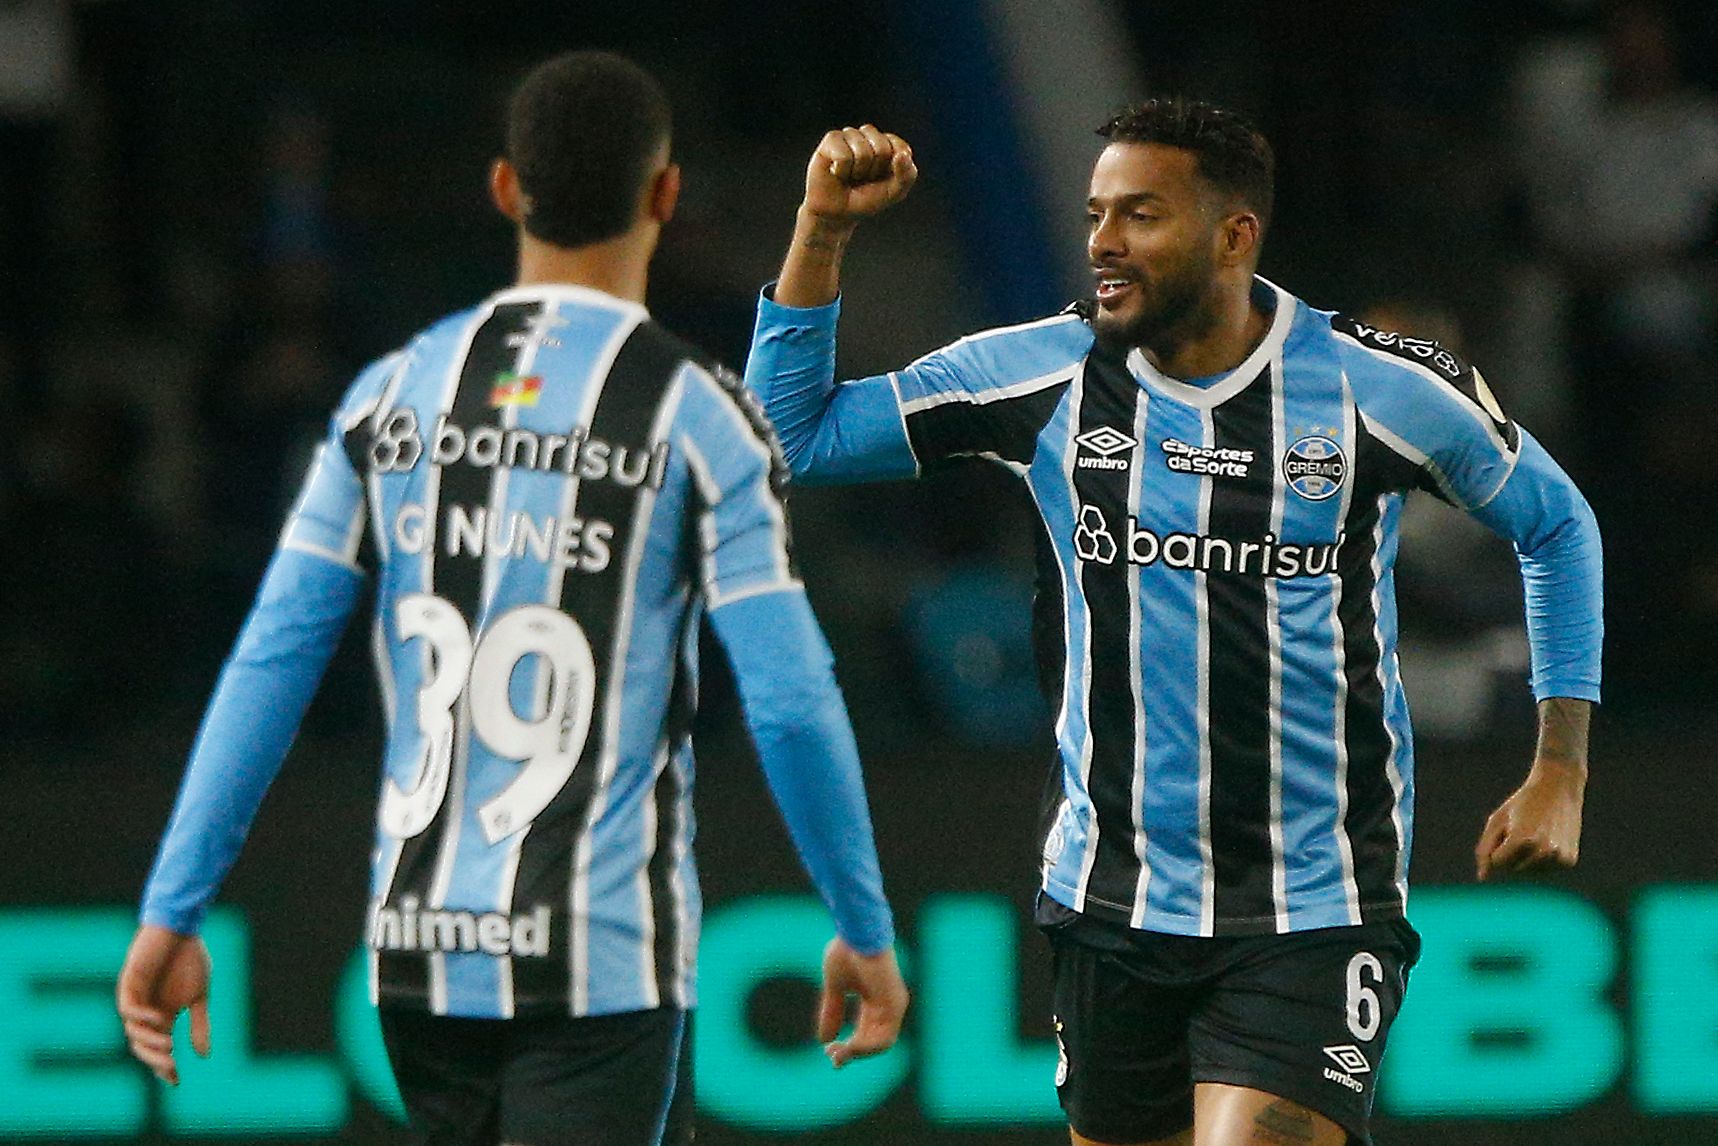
[893,313,1089,406]
[434,298,642,1017]
[1274,315,1360,929]
[1133,398,1209,932]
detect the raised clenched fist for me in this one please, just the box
[801,125,918,223]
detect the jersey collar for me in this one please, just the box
[1124,276,1294,409]
[488,281,651,320]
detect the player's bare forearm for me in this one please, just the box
[775,210,858,308]
[773,125,916,310]
[1475,697,1591,880]
[1533,695,1590,772]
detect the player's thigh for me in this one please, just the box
[377,1007,506,1145]
[1193,1082,1346,1145]
[498,1006,691,1146]
[1051,931,1200,1145]
[1187,920,1418,1145]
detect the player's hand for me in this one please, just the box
[1474,757,1586,881]
[116,924,213,1085]
[816,936,908,1069]
[801,125,917,225]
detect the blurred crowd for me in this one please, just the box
[2,0,1714,748]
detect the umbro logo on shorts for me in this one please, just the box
[1322,1044,1370,1093]
[1322,1044,1371,1074]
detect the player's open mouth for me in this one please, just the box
[1094,274,1136,307]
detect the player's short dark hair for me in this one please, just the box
[1098,97,1274,230]
[505,51,672,249]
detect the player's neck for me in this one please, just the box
[1138,278,1270,381]
[513,229,654,304]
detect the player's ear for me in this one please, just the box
[1219,209,1261,267]
[647,161,681,227]
[490,158,528,226]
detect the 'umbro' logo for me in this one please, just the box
[1075,426,1136,471]
[1322,1045,1371,1074]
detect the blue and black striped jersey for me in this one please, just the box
[144,283,894,1019]
[747,276,1602,937]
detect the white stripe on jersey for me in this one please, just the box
[1194,406,1216,937]
[907,311,1082,364]
[884,370,921,475]
[1126,391,1153,929]
[896,362,1078,417]
[277,445,364,570]
[280,532,364,572]
[1266,347,1290,933]
[668,740,696,1009]
[1354,408,1466,507]
[708,579,805,611]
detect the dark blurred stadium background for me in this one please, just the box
[2,1,1716,1142]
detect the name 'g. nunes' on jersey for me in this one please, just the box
[142,283,894,1019]
[746,277,1602,938]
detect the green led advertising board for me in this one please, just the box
[3,886,1715,1137]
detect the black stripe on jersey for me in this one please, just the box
[648,651,698,1003]
[1070,347,1144,918]
[1337,428,1412,920]
[1204,368,1278,929]
[380,300,541,1000]
[510,322,688,1010]
[904,379,1070,470]
[1031,513,1069,867]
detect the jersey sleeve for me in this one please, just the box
[674,355,895,953]
[674,360,803,608]
[707,590,895,955]
[745,286,1089,483]
[1468,428,1604,702]
[1337,317,1522,511]
[139,354,400,935]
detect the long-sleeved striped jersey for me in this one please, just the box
[143,282,894,1019]
[746,276,1602,937]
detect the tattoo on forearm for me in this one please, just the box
[1536,697,1591,766]
[1252,1100,1317,1143]
[796,232,847,254]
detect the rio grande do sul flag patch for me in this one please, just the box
[489,371,543,408]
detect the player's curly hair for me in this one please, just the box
[1099,97,1274,231]
[505,51,672,249]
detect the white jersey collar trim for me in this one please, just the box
[488,281,651,320]
[1125,276,1294,409]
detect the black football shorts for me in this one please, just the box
[1042,899,1419,1145]
[378,1005,693,1146]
